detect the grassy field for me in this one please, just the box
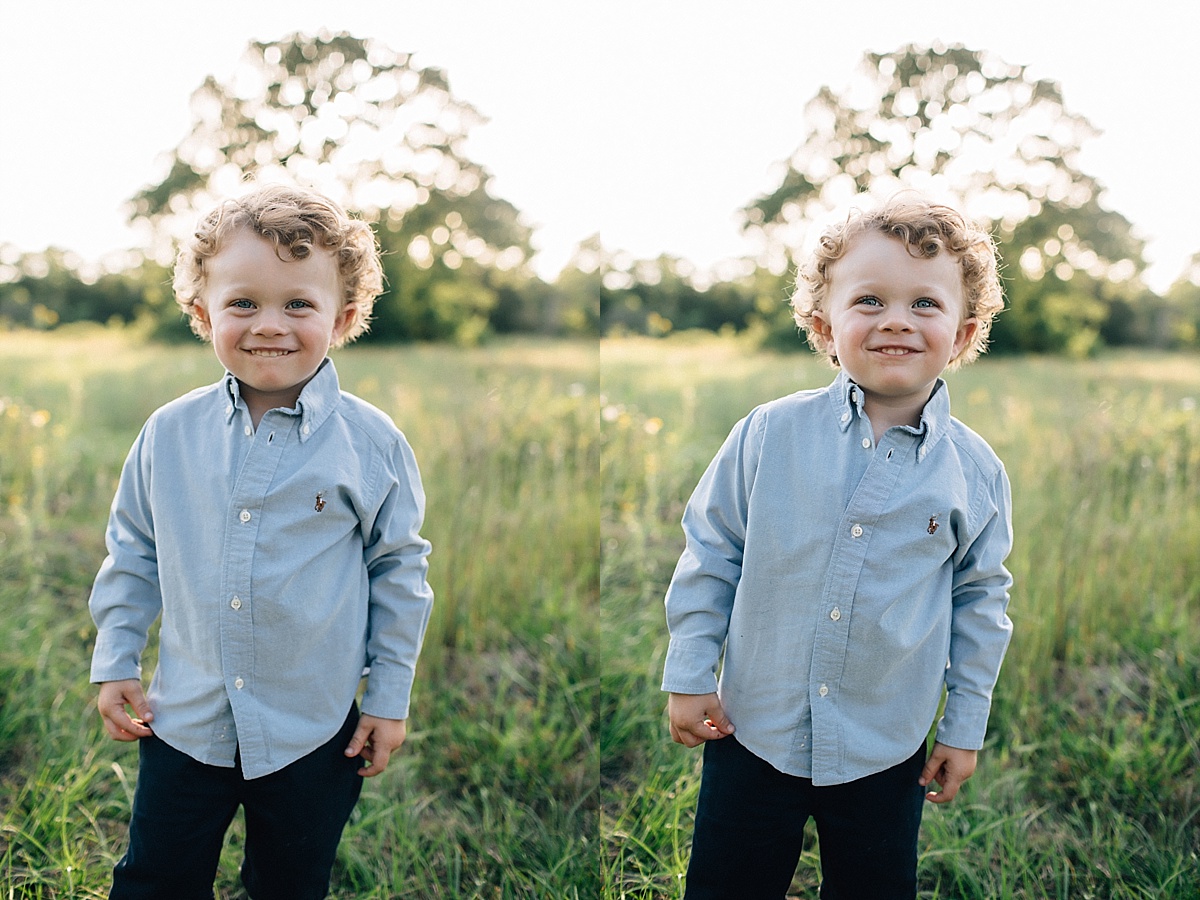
[4,327,1199,898]
[600,334,1200,899]
[0,327,599,898]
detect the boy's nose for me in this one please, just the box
[251,310,288,334]
[879,311,914,332]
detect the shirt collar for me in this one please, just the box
[827,369,950,460]
[222,358,341,441]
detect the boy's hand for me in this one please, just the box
[668,692,735,747]
[97,680,154,741]
[920,742,977,803]
[345,714,406,777]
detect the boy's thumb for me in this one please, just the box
[133,694,153,722]
[706,709,735,735]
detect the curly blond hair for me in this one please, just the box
[173,184,383,347]
[792,196,1004,368]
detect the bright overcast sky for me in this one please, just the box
[1,2,1196,292]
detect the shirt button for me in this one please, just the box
[851,524,864,538]
[861,438,871,449]
[231,596,242,610]
[302,423,311,436]
[830,607,841,621]
[818,684,829,697]
[840,412,850,424]
[234,677,245,690]
[239,509,251,523]
[244,425,252,436]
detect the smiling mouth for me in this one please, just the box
[246,349,294,358]
[873,347,918,356]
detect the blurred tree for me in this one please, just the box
[1161,252,1200,348]
[582,232,759,337]
[0,248,147,329]
[743,43,1148,355]
[569,236,632,335]
[128,31,535,343]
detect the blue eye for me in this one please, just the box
[232,299,254,309]
[286,299,311,310]
[913,298,937,309]
[857,295,882,306]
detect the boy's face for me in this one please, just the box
[812,230,977,420]
[194,228,352,415]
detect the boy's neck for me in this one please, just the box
[239,381,306,430]
[862,392,929,442]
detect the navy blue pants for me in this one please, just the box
[684,737,926,900]
[109,707,363,900]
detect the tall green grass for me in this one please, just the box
[0,326,599,898]
[601,334,1200,899]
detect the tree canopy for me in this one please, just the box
[4,39,1196,354]
[744,43,1149,355]
[129,31,538,343]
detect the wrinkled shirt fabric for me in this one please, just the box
[90,359,433,779]
[662,371,1012,786]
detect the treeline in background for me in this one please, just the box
[2,35,1199,355]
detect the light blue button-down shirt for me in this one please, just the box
[662,371,1012,786]
[90,359,434,779]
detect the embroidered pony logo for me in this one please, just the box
[315,491,327,513]
[927,515,939,534]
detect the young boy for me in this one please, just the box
[662,196,1013,898]
[89,184,434,900]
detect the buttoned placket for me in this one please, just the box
[808,423,909,779]
[218,408,297,766]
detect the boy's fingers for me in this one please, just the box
[923,762,965,803]
[704,710,735,736]
[670,723,702,747]
[120,683,151,712]
[125,699,154,735]
[104,716,148,741]
[672,718,730,747]
[103,718,137,741]
[98,697,152,741]
[925,774,961,803]
[359,745,391,777]
[344,722,371,757]
[132,696,154,723]
[667,693,734,746]
[922,745,977,802]
[669,720,695,746]
[918,757,941,787]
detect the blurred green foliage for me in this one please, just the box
[0,32,595,346]
[1,39,1197,354]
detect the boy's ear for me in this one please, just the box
[810,308,833,345]
[332,303,356,342]
[953,316,979,359]
[191,301,210,327]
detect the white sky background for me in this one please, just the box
[1,2,1196,292]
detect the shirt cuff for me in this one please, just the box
[934,696,993,750]
[359,664,415,720]
[661,637,721,695]
[89,631,143,684]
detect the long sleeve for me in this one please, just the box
[937,464,1014,750]
[89,419,162,683]
[661,411,761,695]
[359,434,434,720]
